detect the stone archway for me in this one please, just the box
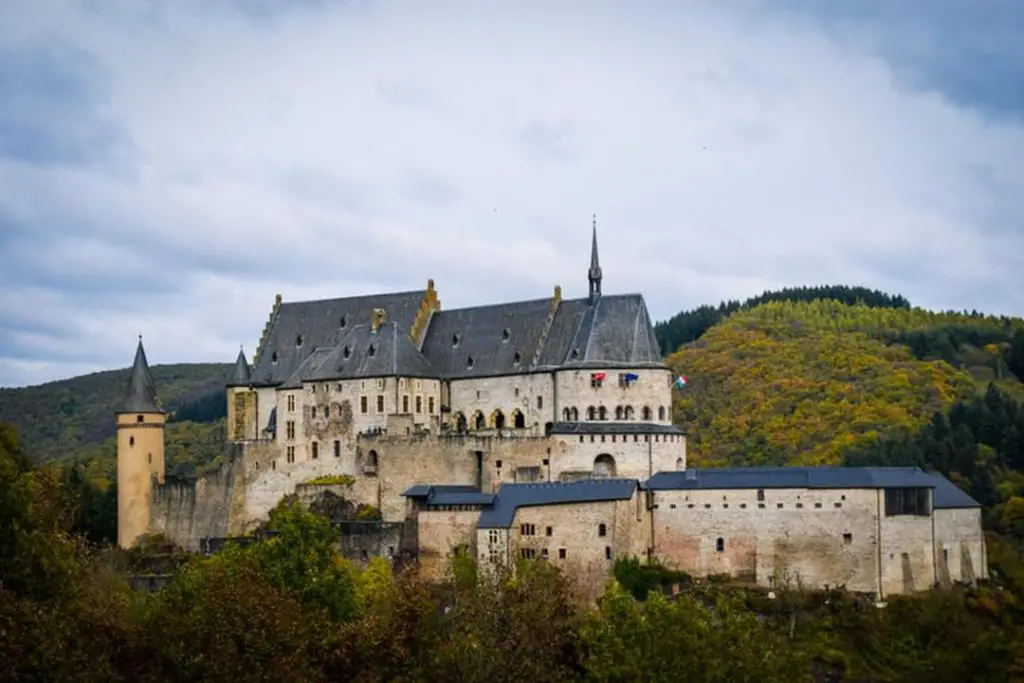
[594,454,616,478]
[511,409,526,429]
[454,412,468,433]
[473,411,486,430]
[490,409,506,430]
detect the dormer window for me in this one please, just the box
[342,346,351,360]
[452,333,461,347]
[513,351,522,366]
[502,328,510,342]
[368,343,376,357]
[296,335,303,347]
[340,315,347,328]
[570,348,579,360]
[467,356,475,369]
[271,351,279,363]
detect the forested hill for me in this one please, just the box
[655,284,914,355]
[0,363,232,464]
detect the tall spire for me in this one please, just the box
[228,346,252,387]
[119,337,163,413]
[588,214,602,303]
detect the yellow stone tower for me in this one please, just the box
[115,337,166,548]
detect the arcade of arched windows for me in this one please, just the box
[559,404,667,423]
[450,408,529,432]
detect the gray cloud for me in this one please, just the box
[0,1,1022,387]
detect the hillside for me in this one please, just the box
[0,363,232,464]
[667,300,1024,468]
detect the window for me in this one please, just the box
[271,351,279,363]
[287,394,295,412]
[520,548,537,560]
[502,328,510,342]
[334,440,341,458]
[311,442,319,459]
[545,526,552,536]
[658,406,666,421]
[520,523,536,536]
[467,356,475,369]
[311,406,317,418]
[541,548,549,559]
[563,407,571,420]
[428,396,435,413]
[587,406,596,421]
[513,410,525,429]
[452,333,460,347]
[136,414,144,423]
[642,406,652,420]
[615,406,624,420]
[843,533,853,545]
[415,396,422,413]
[286,446,295,464]
[129,436,135,447]
[884,488,931,516]
[757,489,765,502]
[148,453,152,464]
[598,406,607,420]
[598,523,607,537]
[558,548,567,559]
[537,395,543,409]
[360,396,368,414]
[286,421,295,439]
[296,335,303,347]
[605,546,612,560]
[324,406,330,418]
[715,537,725,552]
[340,315,347,328]
[590,373,604,388]
[402,395,409,413]
[377,395,385,413]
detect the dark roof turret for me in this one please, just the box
[118,337,163,414]
[227,346,252,387]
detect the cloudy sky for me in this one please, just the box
[1,0,1023,387]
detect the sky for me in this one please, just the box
[1,0,1023,388]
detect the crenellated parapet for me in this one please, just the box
[253,293,282,367]
[410,278,441,350]
[530,284,562,368]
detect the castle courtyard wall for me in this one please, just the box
[416,509,480,582]
[447,373,555,436]
[934,508,986,586]
[554,368,673,424]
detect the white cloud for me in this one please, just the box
[0,0,1022,386]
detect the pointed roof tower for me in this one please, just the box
[588,214,602,303]
[227,346,252,387]
[119,336,163,414]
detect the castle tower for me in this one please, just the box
[226,346,257,442]
[588,215,602,303]
[115,337,166,549]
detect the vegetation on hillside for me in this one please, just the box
[0,362,231,463]
[668,300,1024,467]
[654,284,912,355]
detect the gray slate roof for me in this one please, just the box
[119,339,163,414]
[402,485,497,506]
[535,295,663,369]
[227,348,252,387]
[251,289,426,385]
[548,422,685,436]
[306,322,437,382]
[477,479,639,528]
[646,466,980,508]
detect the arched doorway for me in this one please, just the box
[455,412,468,433]
[512,409,525,429]
[491,409,506,429]
[594,454,616,478]
[473,411,486,430]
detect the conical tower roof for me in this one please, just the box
[118,337,163,414]
[227,347,252,387]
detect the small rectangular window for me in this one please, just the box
[402,395,409,413]
[545,526,552,536]
[605,546,612,559]
[415,396,422,413]
[428,396,435,413]
[377,395,385,413]
[757,489,765,501]
[360,396,368,414]
[311,442,319,459]
[334,440,340,458]
[537,395,543,409]
[558,548,567,559]
[286,421,295,440]
[843,533,853,545]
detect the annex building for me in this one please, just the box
[115,226,987,599]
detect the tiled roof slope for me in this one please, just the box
[646,466,980,508]
[307,322,437,382]
[477,479,639,528]
[119,339,163,414]
[536,294,664,369]
[226,348,252,387]
[251,290,426,385]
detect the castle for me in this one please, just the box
[116,227,987,598]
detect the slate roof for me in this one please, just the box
[646,466,944,493]
[251,289,426,385]
[119,339,163,414]
[926,473,982,509]
[226,348,252,387]
[305,322,437,382]
[402,485,497,506]
[534,295,664,369]
[477,479,639,528]
[548,422,685,436]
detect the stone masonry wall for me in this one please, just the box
[554,368,673,424]
[551,433,685,481]
[878,495,936,596]
[416,509,480,582]
[653,487,883,593]
[934,508,987,585]
[448,374,555,436]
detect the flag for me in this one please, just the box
[674,374,688,390]
[592,372,607,381]
[624,372,639,383]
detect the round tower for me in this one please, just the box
[115,337,166,549]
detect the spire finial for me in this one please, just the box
[588,215,602,303]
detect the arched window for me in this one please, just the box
[715,537,725,553]
[491,409,506,430]
[512,409,525,429]
[570,407,579,421]
[642,406,652,421]
[597,406,607,421]
[624,405,634,420]
[129,436,135,447]
[658,406,666,421]
[615,406,624,420]
[473,411,486,430]
[587,406,597,421]
[676,457,684,471]
[454,412,468,433]
[598,523,607,537]
[563,407,571,421]
[366,449,379,474]
[594,454,616,478]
